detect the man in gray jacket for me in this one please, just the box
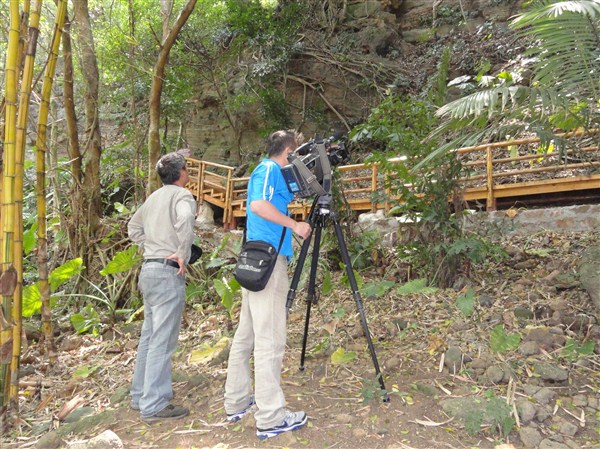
[128,152,196,422]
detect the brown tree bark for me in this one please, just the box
[61,16,85,261]
[62,16,83,184]
[147,0,198,194]
[72,0,103,227]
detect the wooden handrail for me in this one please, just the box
[186,131,600,227]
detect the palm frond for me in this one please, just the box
[512,0,600,25]
[436,85,572,121]
[427,0,600,166]
[513,2,600,100]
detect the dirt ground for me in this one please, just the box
[3,230,600,449]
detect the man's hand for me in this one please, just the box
[166,254,186,276]
[292,221,312,239]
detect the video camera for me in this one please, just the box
[282,133,349,198]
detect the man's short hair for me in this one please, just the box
[266,129,304,157]
[156,152,186,184]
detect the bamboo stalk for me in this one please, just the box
[12,0,44,401]
[36,0,67,365]
[1,0,21,414]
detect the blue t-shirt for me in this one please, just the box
[246,159,294,257]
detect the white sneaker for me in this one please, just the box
[256,410,308,439]
[226,395,255,423]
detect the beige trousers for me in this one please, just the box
[224,255,289,428]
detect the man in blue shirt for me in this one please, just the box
[224,130,312,439]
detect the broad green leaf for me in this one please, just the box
[331,347,357,365]
[562,338,595,361]
[72,364,99,379]
[186,282,205,301]
[189,336,230,364]
[100,246,141,275]
[396,278,438,296]
[70,305,101,335]
[229,277,240,291]
[50,258,84,291]
[332,307,346,318]
[113,202,130,214]
[456,288,475,317]
[205,258,229,269]
[489,325,521,353]
[361,280,395,298]
[321,270,333,295]
[23,223,37,254]
[526,248,551,257]
[340,267,363,291]
[22,284,42,317]
[214,278,236,317]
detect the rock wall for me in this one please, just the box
[183,0,525,165]
[465,204,600,237]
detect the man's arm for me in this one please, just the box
[128,207,145,246]
[167,193,197,275]
[250,200,311,239]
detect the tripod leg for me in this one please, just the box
[286,199,319,314]
[286,230,313,314]
[300,224,322,370]
[331,217,390,402]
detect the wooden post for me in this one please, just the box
[486,145,496,211]
[223,169,232,227]
[371,163,378,213]
[198,161,205,205]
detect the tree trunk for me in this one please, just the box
[70,0,103,270]
[62,16,82,183]
[147,0,198,194]
[72,0,102,219]
[61,16,85,263]
[128,0,142,204]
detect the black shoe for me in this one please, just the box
[141,404,189,423]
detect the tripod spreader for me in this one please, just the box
[286,196,390,402]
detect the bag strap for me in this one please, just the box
[275,227,286,254]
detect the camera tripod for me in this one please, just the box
[286,194,390,402]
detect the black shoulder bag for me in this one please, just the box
[233,227,286,292]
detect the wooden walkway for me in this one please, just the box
[185,130,600,228]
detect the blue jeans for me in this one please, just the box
[130,262,185,418]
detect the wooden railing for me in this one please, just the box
[186,131,600,227]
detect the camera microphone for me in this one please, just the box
[327,131,344,142]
